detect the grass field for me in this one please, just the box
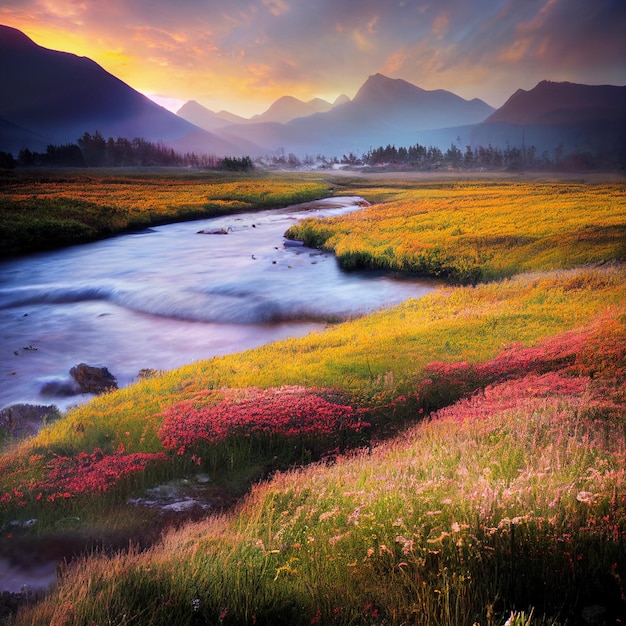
[0,169,332,256]
[287,178,626,282]
[0,170,624,625]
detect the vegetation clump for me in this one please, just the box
[159,386,368,470]
[0,170,331,256]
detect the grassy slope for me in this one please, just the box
[1,172,625,625]
[17,265,625,458]
[11,309,626,626]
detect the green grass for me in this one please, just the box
[1,171,625,625]
[0,169,333,256]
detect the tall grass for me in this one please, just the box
[0,170,332,255]
[11,315,625,625]
[287,181,626,282]
[0,265,618,482]
[0,266,623,549]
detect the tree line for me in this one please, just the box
[356,140,622,171]
[2,132,622,172]
[0,131,254,170]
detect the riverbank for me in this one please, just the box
[3,168,624,259]
[287,178,626,283]
[3,263,624,625]
[0,193,433,412]
[0,169,334,257]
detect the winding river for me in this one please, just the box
[0,196,434,412]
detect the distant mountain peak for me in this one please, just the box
[484,80,626,126]
[176,100,247,130]
[354,73,426,103]
[250,95,335,124]
[366,72,403,84]
[347,73,494,131]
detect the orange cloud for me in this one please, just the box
[432,12,450,38]
[1,0,624,117]
[352,28,374,52]
[262,0,289,17]
[497,37,532,63]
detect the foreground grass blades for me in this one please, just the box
[10,314,626,625]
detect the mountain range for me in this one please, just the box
[470,80,626,156]
[1,24,624,161]
[176,93,350,132]
[176,74,496,156]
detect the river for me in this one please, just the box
[0,196,434,412]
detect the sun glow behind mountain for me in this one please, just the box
[0,0,623,118]
[146,95,188,114]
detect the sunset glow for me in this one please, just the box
[1,0,624,116]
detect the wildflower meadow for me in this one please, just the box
[287,179,626,282]
[0,171,624,625]
[0,169,331,256]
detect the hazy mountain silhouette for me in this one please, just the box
[249,96,337,124]
[176,100,248,131]
[484,80,625,125]
[2,24,622,163]
[178,94,351,132]
[349,74,493,128]
[0,25,251,156]
[471,80,626,155]
[217,74,495,155]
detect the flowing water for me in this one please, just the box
[0,196,435,413]
[0,196,438,597]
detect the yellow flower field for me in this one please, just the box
[0,170,331,255]
[288,180,626,281]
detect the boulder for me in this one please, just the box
[0,404,60,440]
[70,363,118,394]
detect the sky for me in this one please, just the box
[1,0,625,117]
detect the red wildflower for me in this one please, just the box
[158,386,368,456]
[25,450,168,501]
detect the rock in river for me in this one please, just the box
[70,363,118,394]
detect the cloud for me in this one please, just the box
[1,0,624,114]
[262,0,289,17]
[432,12,450,38]
[379,0,626,104]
